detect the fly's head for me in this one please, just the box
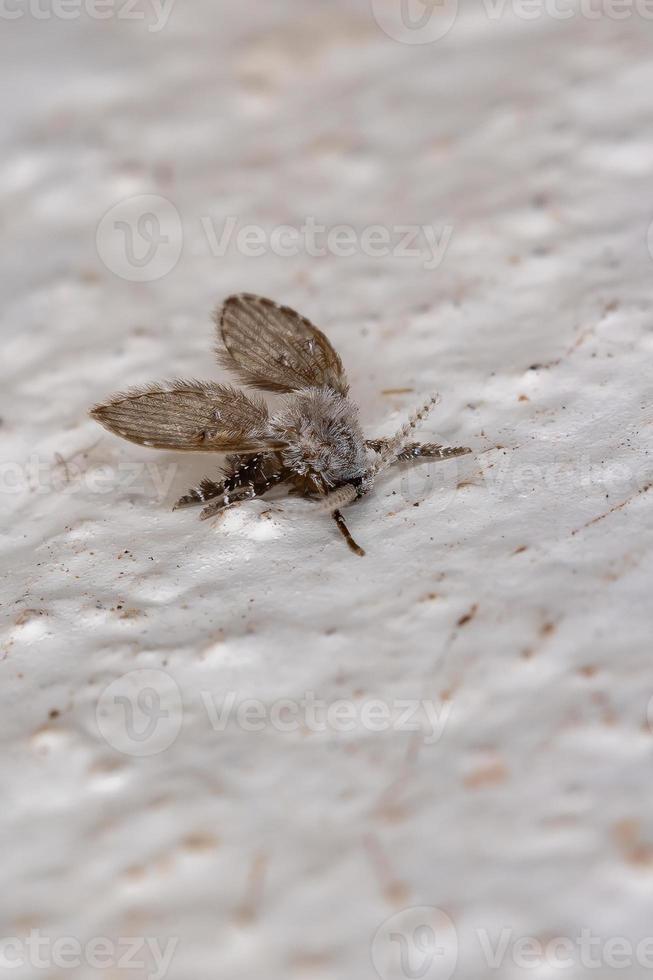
[270,387,369,492]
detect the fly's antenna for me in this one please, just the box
[370,393,440,477]
[314,485,366,556]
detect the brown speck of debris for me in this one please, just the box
[234,853,267,925]
[518,394,530,402]
[375,800,409,825]
[528,359,561,371]
[289,951,333,970]
[182,832,219,852]
[513,545,528,554]
[457,604,478,628]
[381,387,415,396]
[464,761,508,789]
[578,665,598,678]
[614,820,653,868]
[384,880,410,904]
[124,864,146,881]
[79,268,101,284]
[15,609,48,626]
[572,483,652,536]
[118,608,143,620]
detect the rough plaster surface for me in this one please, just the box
[1,3,653,979]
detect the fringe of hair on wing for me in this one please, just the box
[370,393,440,477]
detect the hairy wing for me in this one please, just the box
[90,380,286,452]
[216,293,349,396]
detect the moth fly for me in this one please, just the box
[90,294,471,555]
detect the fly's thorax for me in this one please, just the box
[270,387,368,486]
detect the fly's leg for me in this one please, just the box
[174,453,275,512]
[366,439,471,464]
[198,455,289,521]
[366,439,386,455]
[332,508,365,557]
[173,477,227,511]
[396,442,472,462]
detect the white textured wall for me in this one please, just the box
[2,3,653,979]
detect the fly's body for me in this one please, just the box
[91,294,471,555]
[270,387,369,496]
